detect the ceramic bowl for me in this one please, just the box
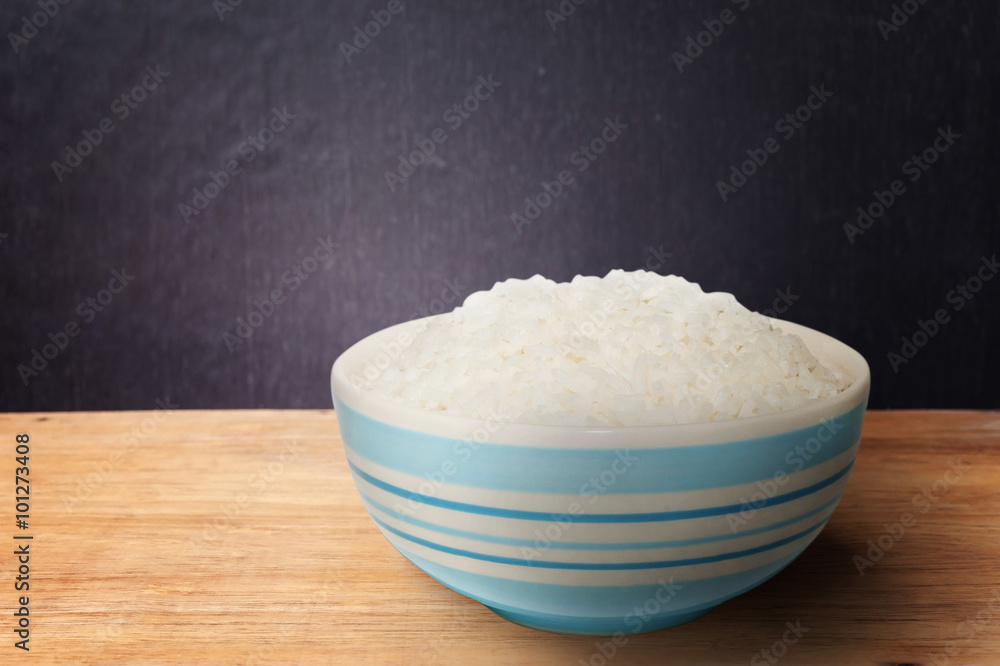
[331,316,870,635]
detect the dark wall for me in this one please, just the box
[1,0,997,412]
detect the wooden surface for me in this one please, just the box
[0,409,998,665]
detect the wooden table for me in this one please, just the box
[1,410,998,664]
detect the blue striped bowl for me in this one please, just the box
[331,317,870,635]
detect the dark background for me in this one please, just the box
[1,0,997,412]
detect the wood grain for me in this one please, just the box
[0,409,997,664]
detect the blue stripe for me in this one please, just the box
[371,513,827,570]
[334,398,865,494]
[349,458,853,523]
[359,490,843,550]
[398,547,807,633]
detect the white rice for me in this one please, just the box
[360,270,849,426]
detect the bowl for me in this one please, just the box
[331,315,870,635]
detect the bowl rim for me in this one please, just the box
[331,315,871,448]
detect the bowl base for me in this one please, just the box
[485,604,715,636]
